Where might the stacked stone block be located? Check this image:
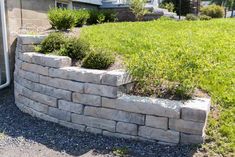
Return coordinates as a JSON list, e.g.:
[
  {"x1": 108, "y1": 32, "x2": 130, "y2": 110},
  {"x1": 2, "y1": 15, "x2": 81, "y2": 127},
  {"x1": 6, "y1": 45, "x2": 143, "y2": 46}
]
[{"x1": 14, "y1": 35, "x2": 210, "y2": 145}]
